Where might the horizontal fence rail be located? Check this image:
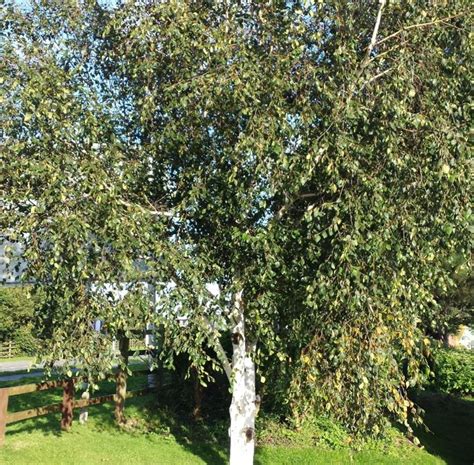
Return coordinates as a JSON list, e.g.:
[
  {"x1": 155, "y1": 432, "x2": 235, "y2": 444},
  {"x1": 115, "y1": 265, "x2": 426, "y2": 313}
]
[
  {"x1": 0, "y1": 341, "x2": 19, "y2": 359},
  {"x1": 0, "y1": 369, "x2": 157, "y2": 445}
]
